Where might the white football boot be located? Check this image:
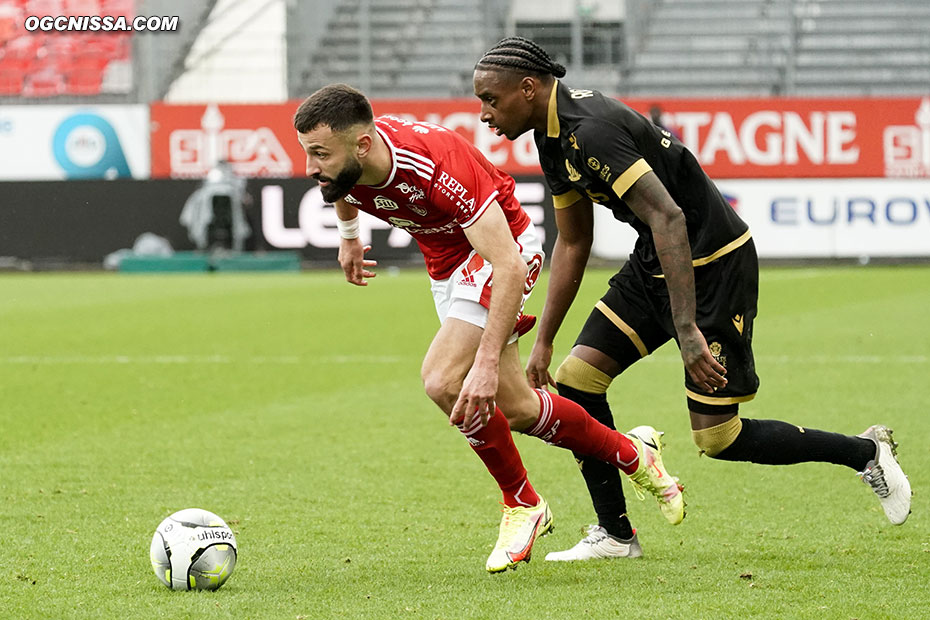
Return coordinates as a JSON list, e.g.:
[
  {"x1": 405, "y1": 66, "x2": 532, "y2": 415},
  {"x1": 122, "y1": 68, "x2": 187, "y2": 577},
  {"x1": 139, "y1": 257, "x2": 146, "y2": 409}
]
[
  {"x1": 857, "y1": 425, "x2": 911, "y2": 525},
  {"x1": 545, "y1": 525, "x2": 643, "y2": 561}
]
